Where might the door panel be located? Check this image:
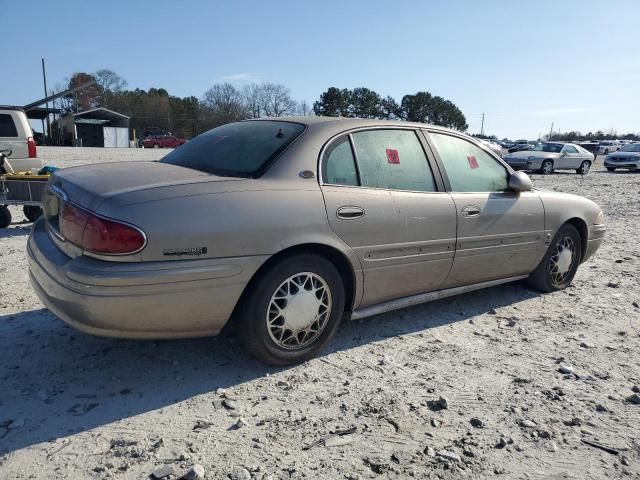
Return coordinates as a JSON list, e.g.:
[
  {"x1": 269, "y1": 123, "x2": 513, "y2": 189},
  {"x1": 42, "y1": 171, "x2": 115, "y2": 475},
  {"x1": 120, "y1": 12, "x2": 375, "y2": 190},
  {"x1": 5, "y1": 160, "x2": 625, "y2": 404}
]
[
  {"x1": 322, "y1": 186, "x2": 456, "y2": 307},
  {"x1": 442, "y1": 191, "x2": 546, "y2": 288}
]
